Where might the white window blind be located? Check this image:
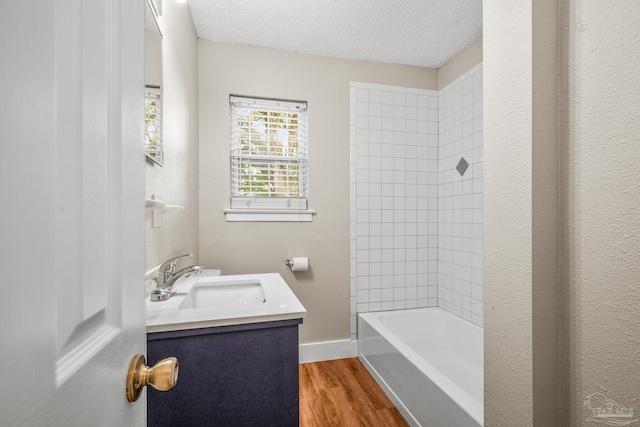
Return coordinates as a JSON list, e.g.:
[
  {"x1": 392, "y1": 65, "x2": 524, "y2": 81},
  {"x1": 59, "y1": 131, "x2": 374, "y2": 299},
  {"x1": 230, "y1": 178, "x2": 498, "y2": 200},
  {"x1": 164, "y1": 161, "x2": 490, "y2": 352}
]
[
  {"x1": 229, "y1": 96, "x2": 308, "y2": 211},
  {"x1": 145, "y1": 86, "x2": 163, "y2": 164}
]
